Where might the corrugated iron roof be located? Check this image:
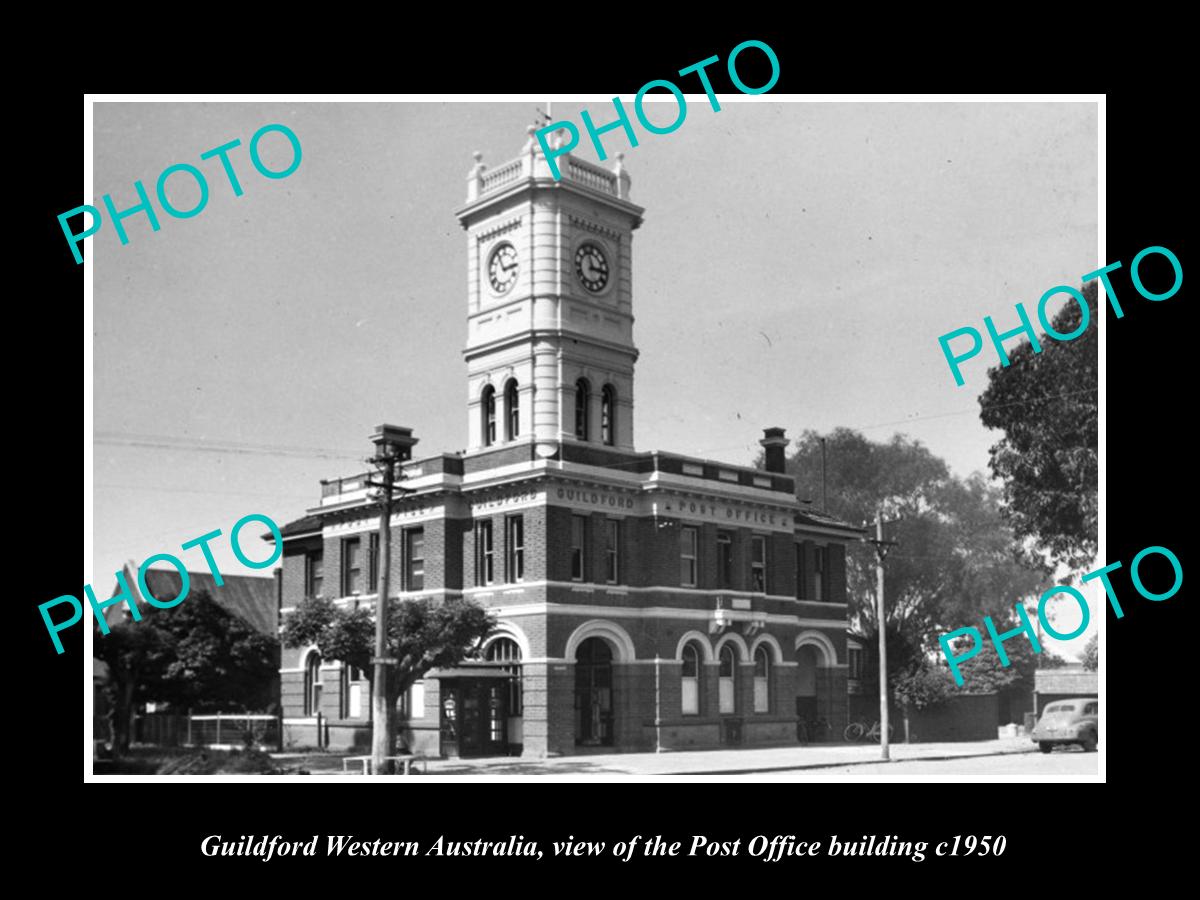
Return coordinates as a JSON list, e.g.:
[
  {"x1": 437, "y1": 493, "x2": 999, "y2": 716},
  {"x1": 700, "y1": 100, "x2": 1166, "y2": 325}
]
[
  {"x1": 104, "y1": 566, "x2": 277, "y2": 638},
  {"x1": 1035, "y1": 668, "x2": 1098, "y2": 694}
]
